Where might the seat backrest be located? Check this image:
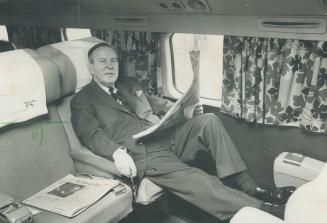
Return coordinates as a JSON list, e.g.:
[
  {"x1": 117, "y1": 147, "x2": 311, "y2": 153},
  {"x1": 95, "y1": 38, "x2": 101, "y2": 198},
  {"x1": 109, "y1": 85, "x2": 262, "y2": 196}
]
[
  {"x1": 0, "y1": 49, "x2": 75, "y2": 200},
  {"x1": 36, "y1": 38, "x2": 120, "y2": 177},
  {"x1": 36, "y1": 37, "x2": 103, "y2": 153}
]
